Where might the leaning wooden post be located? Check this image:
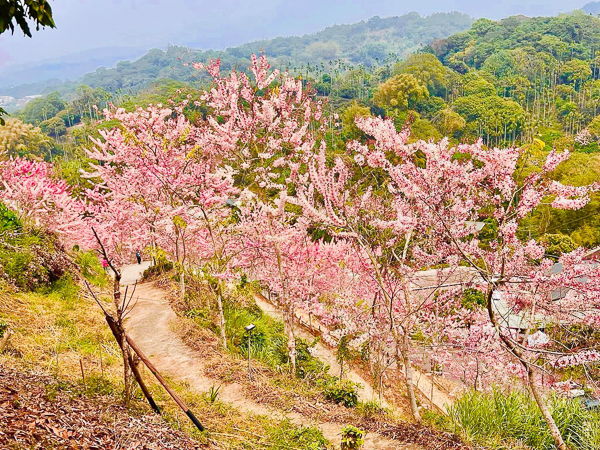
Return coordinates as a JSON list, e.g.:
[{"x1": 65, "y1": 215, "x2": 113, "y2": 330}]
[
  {"x1": 104, "y1": 314, "x2": 161, "y2": 414},
  {"x1": 85, "y1": 280, "x2": 160, "y2": 415},
  {"x1": 125, "y1": 334, "x2": 205, "y2": 432}
]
